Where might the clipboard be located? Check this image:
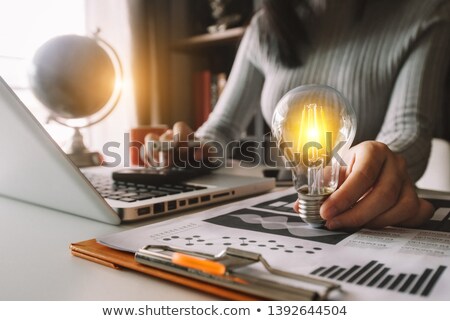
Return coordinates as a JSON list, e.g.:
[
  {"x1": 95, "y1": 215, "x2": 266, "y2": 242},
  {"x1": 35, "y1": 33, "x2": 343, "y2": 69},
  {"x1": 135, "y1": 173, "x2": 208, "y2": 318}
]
[{"x1": 70, "y1": 239, "x2": 340, "y2": 300}]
